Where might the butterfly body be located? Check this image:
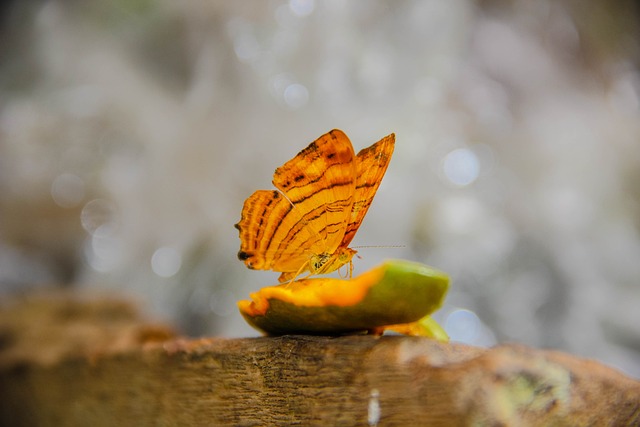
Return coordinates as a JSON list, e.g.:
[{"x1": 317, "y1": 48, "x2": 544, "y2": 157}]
[{"x1": 236, "y1": 129, "x2": 394, "y2": 282}]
